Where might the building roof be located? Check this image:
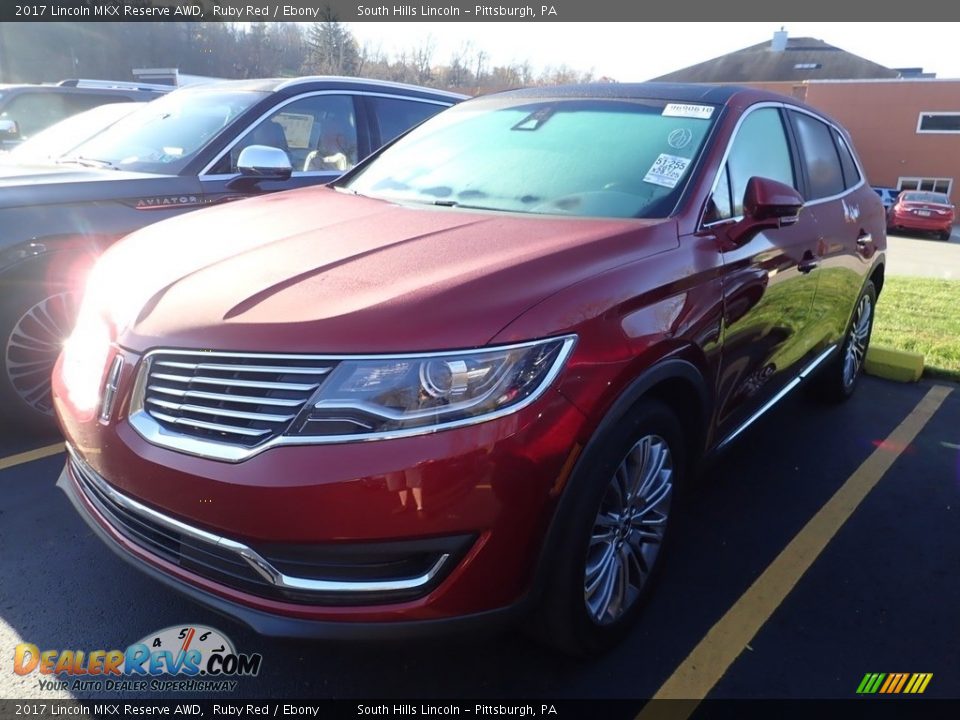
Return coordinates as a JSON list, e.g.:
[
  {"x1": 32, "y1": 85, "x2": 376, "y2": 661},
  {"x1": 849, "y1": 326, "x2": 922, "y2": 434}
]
[
  {"x1": 651, "y1": 36, "x2": 901, "y2": 83},
  {"x1": 496, "y1": 82, "x2": 753, "y2": 104}
]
